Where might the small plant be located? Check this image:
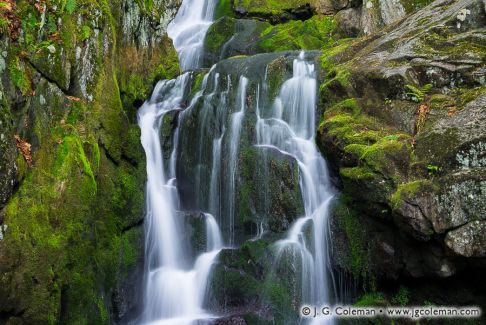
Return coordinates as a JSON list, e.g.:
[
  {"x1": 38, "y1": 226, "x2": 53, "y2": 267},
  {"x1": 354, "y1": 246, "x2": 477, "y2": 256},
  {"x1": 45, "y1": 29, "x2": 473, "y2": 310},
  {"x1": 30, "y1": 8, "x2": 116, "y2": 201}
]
[
  {"x1": 384, "y1": 134, "x2": 400, "y2": 141},
  {"x1": 61, "y1": 0, "x2": 77, "y2": 14},
  {"x1": 427, "y1": 164, "x2": 439, "y2": 174},
  {"x1": 384, "y1": 97, "x2": 392, "y2": 105},
  {"x1": 391, "y1": 286, "x2": 410, "y2": 306},
  {"x1": 406, "y1": 83, "x2": 432, "y2": 103},
  {"x1": 80, "y1": 25, "x2": 91, "y2": 41}
]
